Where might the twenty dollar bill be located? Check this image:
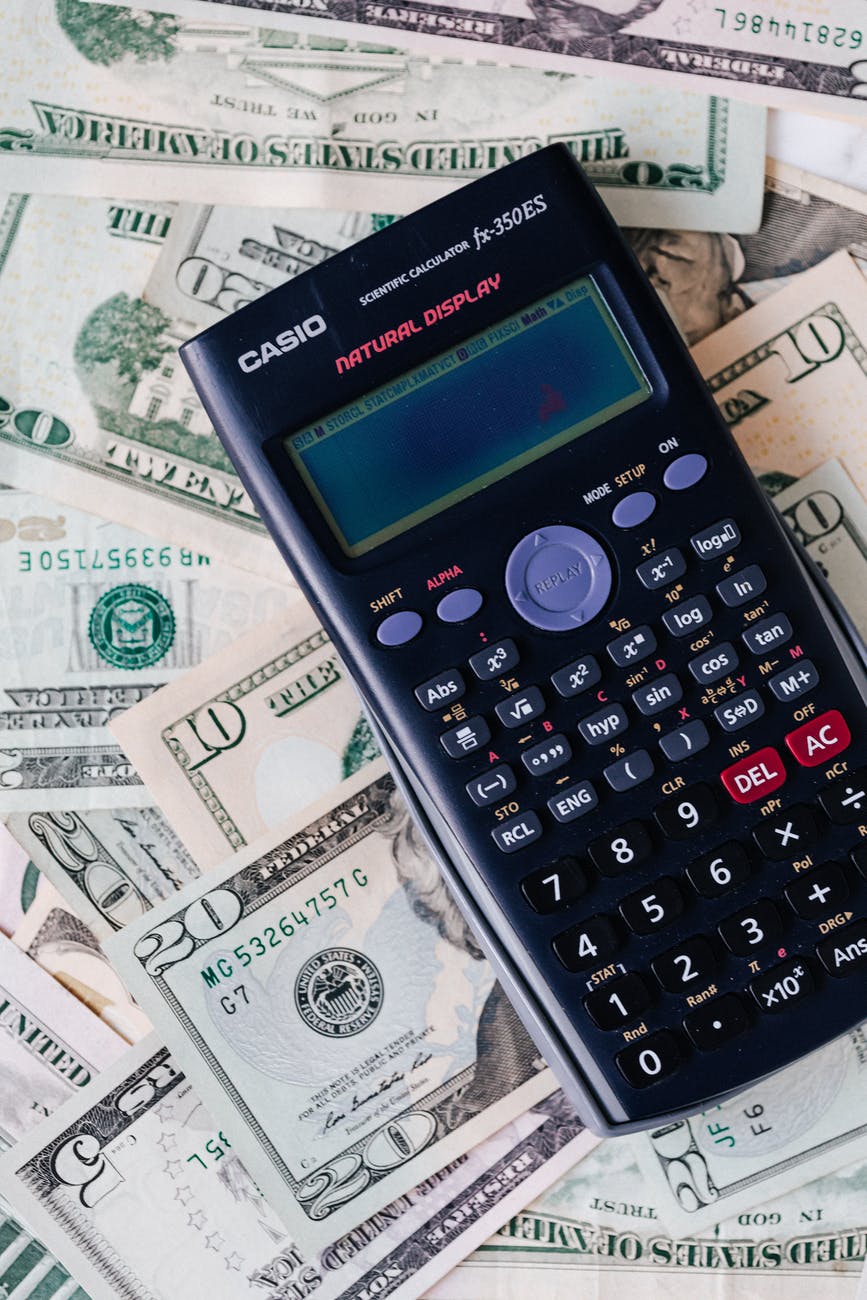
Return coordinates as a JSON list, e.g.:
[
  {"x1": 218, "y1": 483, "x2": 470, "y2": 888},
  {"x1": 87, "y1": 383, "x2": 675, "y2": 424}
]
[
  {"x1": 107, "y1": 764, "x2": 554, "y2": 1250},
  {"x1": 0, "y1": 1034, "x2": 592, "y2": 1300}
]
